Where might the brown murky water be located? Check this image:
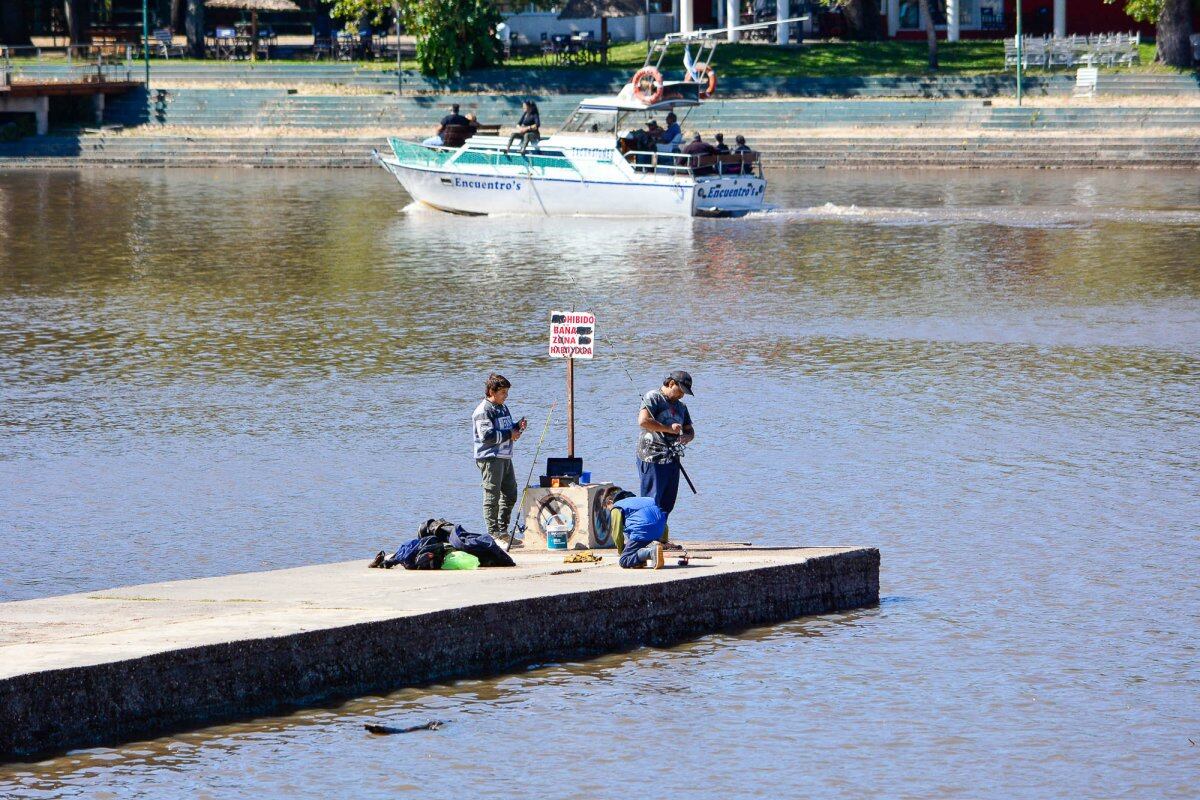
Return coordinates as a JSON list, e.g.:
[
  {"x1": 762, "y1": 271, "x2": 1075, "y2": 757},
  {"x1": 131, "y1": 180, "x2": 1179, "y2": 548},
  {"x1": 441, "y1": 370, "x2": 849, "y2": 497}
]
[{"x1": 1, "y1": 168, "x2": 1198, "y2": 798}]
